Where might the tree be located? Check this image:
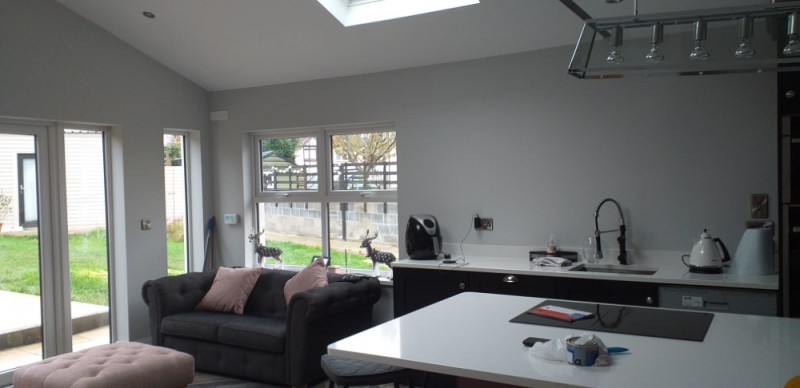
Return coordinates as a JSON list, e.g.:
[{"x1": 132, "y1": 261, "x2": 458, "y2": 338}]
[
  {"x1": 332, "y1": 132, "x2": 396, "y2": 189},
  {"x1": 262, "y1": 138, "x2": 300, "y2": 164},
  {"x1": 163, "y1": 136, "x2": 182, "y2": 166}
]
